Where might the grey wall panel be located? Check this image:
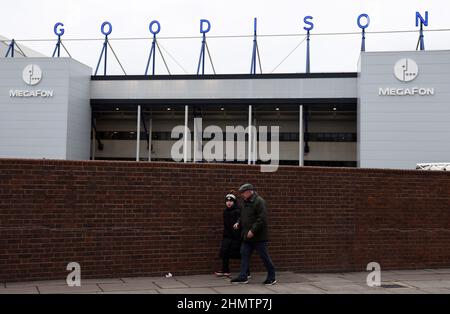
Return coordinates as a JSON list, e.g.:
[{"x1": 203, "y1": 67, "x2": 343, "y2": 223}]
[
  {"x1": 358, "y1": 50, "x2": 450, "y2": 169},
  {"x1": 91, "y1": 77, "x2": 357, "y2": 100},
  {"x1": 67, "y1": 60, "x2": 92, "y2": 160},
  {"x1": 0, "y1": 58, "x2": 91, "y2": 160},
  {"x1": 0, "y1": 58, "x2": 69, "y2": 159}
]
